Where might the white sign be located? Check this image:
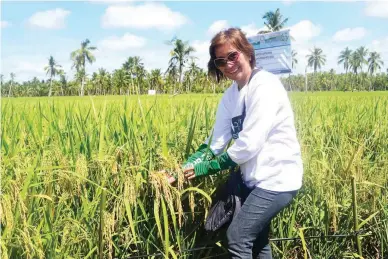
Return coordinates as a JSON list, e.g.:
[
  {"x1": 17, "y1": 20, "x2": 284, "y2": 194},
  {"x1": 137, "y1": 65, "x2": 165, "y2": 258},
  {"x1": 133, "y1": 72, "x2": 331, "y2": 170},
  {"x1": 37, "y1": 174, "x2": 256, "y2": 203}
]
[
  {"x1": 148, "y1": 89, "x2": 156, "y2": 95},
  {"x1": 247, "y1": 30, "x2": 292, "y2": 74}
]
